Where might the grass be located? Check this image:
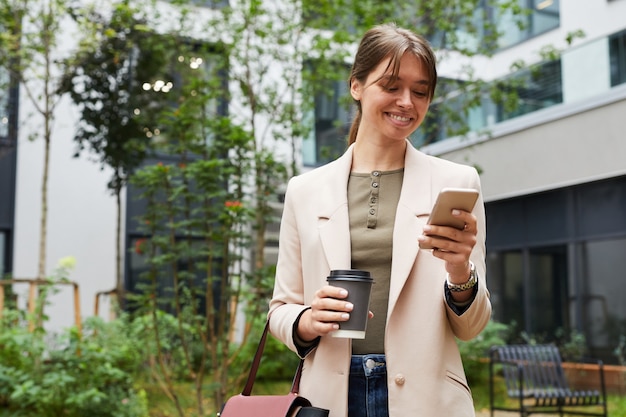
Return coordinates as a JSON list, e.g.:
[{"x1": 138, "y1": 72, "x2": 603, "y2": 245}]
[
  {"x1": 143, "y1": 378, "x2": 292, "y2": 417},
  {"x1": 472, "y1": 374, "x2": 626, "y2": 416},
  {"x1": 142, "y1": 369, "x2": 626, "y2": 416}
]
